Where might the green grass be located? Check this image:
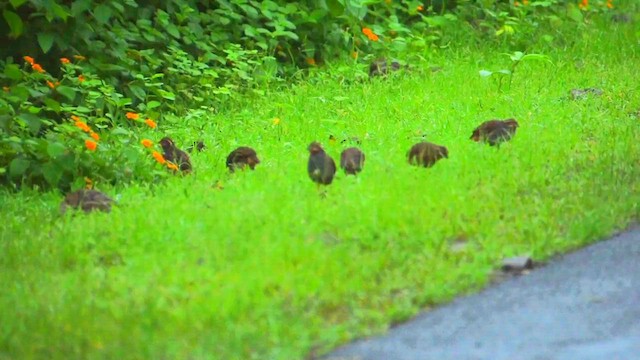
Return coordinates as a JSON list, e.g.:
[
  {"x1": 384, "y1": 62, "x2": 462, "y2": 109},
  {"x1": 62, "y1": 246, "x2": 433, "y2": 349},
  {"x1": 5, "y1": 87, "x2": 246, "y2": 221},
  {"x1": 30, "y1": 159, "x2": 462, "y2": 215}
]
[{"x1": 2, "y1": 19, "x2": 640, "y2": 360}]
